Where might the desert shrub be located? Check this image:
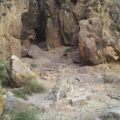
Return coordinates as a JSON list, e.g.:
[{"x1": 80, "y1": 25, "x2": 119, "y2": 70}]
[
  {"x1": 12, "y1": 79, "x2": 46, "y2": 99},
  {"x1": 24, "y1": 79, "x2": 46, "y2": 94},
  {"x1": 0, "y1": 63, "x2": 6, "y2": 79},
  {"x1": 12, "y1": 111, "x2": 38, "y2": 120},
  {"x1": 30, "y1": 63, "x2": 37, "y2": 68},
  {"x1": 64, "y1": 48, "x2": 72, "y2": 53},
  {"x1": 0, "y1": 63, "x2": 8, "y2": 86},
  {"x1": 12, "y1": 88, "x2": 28, "y2": 99},
  {"x1": 107, "y1": 0, "x2": 118, "y2": 6},
  {"x1": 1, "y1": 110, "x2": 39, "y2": 120}
]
